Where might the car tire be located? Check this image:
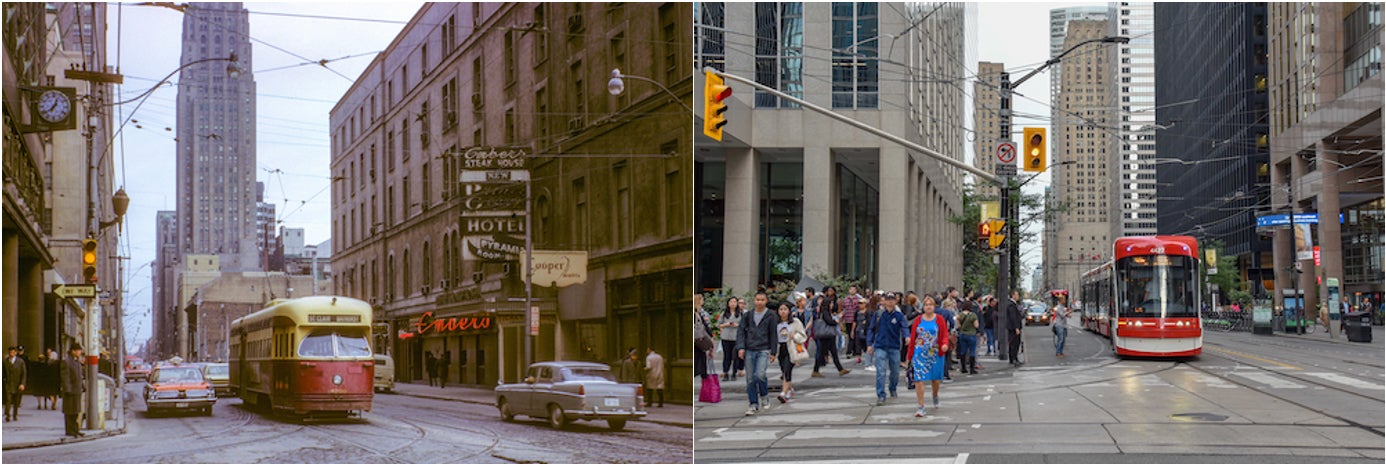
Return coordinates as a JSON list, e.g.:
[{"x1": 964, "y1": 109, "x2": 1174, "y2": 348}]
[
  {"x1": 498, "y1": 399, "x2": 515, "y2": 422},
  {"x1": 607, "y1": 419, "x2": 627, "y2": 431},
  {"x1": 547, "y1": 404, "x2": 567, "y2": 430},
  {"x1": 204, "y1": 406, "x2": 213, "y2": 416}
]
